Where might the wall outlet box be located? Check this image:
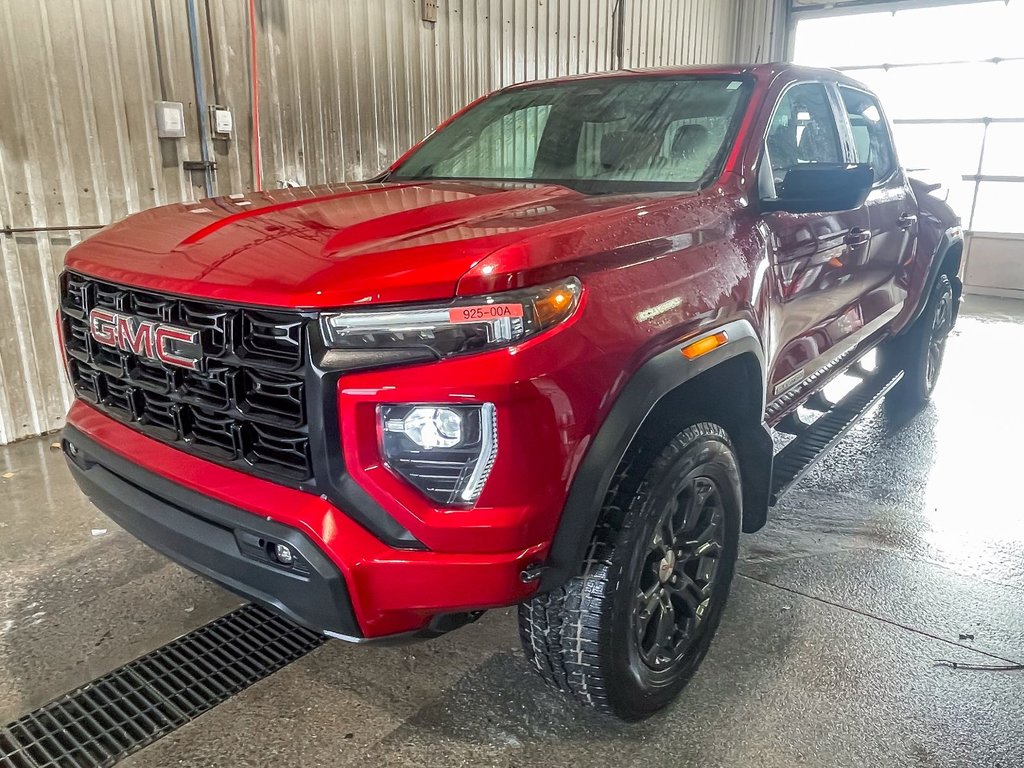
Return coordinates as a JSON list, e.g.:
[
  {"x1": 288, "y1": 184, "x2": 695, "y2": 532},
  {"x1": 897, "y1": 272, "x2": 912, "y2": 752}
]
[
  {"x1": 422, "y1": 0, "x2": 438, "y2": 23},
  {"x1": 211, "y1": 105, "x2": 233, "y2": 137},
  {"x1": 154, "y1": 101, "x2": 185, "y2": 138}
]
